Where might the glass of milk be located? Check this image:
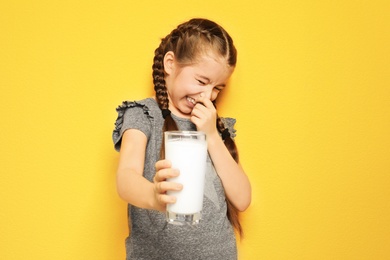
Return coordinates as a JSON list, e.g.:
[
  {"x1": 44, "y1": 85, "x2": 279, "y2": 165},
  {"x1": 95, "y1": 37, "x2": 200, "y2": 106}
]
[{"x1": 164, "y1": 131, "x2": 207, "y2": 225}]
